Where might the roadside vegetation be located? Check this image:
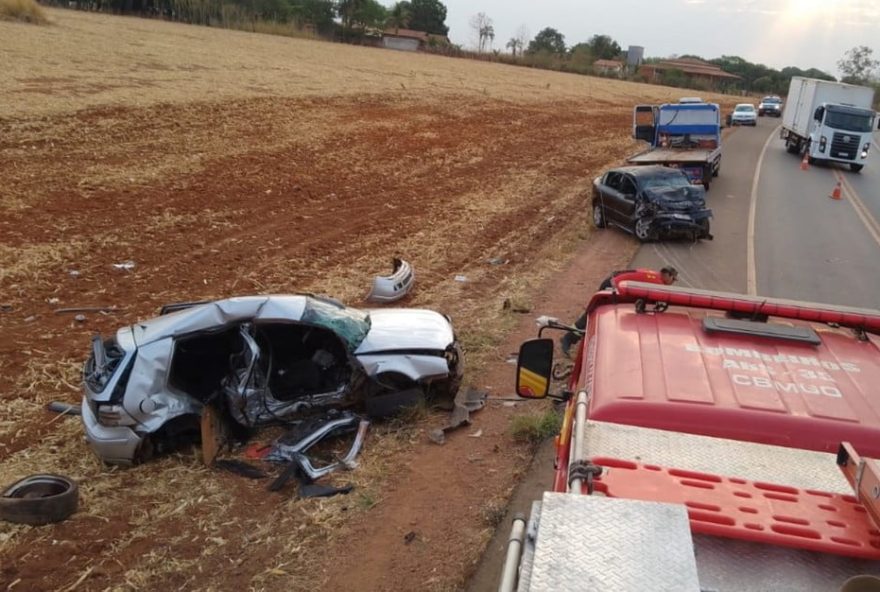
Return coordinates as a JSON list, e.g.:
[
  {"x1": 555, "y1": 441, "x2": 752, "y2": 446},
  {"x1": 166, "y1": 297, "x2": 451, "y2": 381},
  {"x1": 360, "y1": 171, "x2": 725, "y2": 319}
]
[
  {"x1": 0, "y1": 0, "x2": 48, "y2": 23},
  {"x1": 510, "y1": 407, "x2": 562, "y2": 447}
]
